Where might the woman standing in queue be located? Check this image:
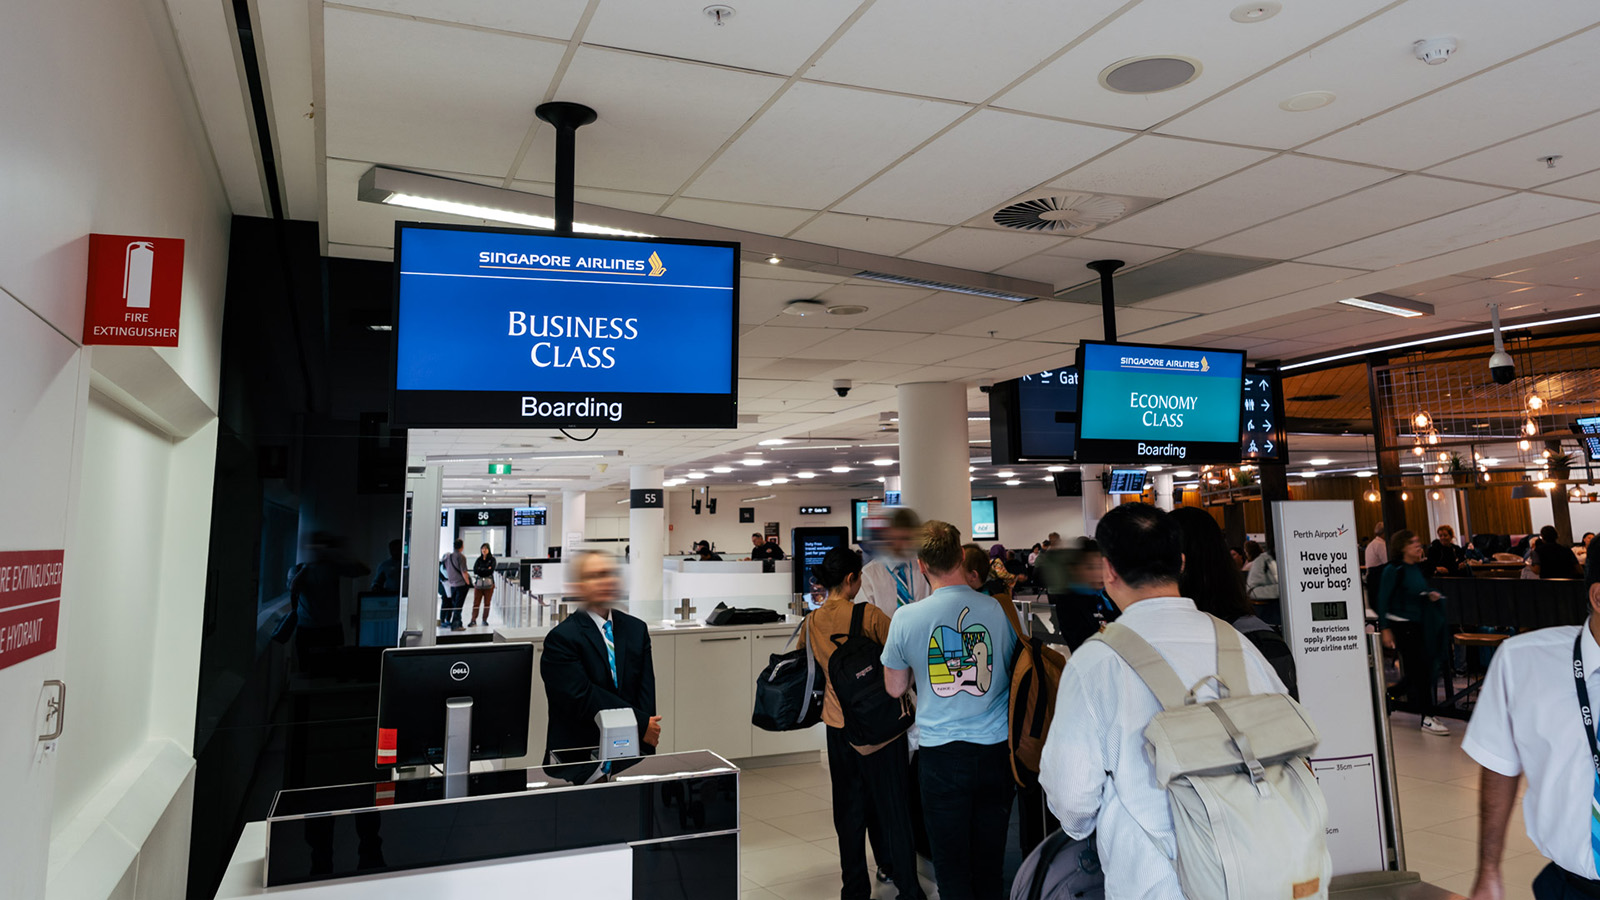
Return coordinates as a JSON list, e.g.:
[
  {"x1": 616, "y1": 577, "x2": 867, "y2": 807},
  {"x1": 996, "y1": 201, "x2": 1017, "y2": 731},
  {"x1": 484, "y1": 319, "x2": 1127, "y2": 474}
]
[
  {"x1": 469, "y1": 542, "x2": 496, "y2": 627},
  {"x1": 1378, "y1": 529, "x2": 1451, "y2": 736},
  {"x1": 806, "y1": 548, "x2": 925, "y2": 900}
]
